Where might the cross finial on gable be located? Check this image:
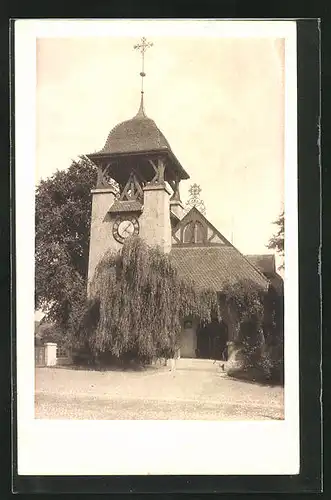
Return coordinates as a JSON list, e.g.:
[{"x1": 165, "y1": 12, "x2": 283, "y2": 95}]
[
  {"x1": 185, "y1": 183, "x2": 206, "y2": 215},
  {"x1": 189, "y1": 184, "x2": 202, "y2": 197}
]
